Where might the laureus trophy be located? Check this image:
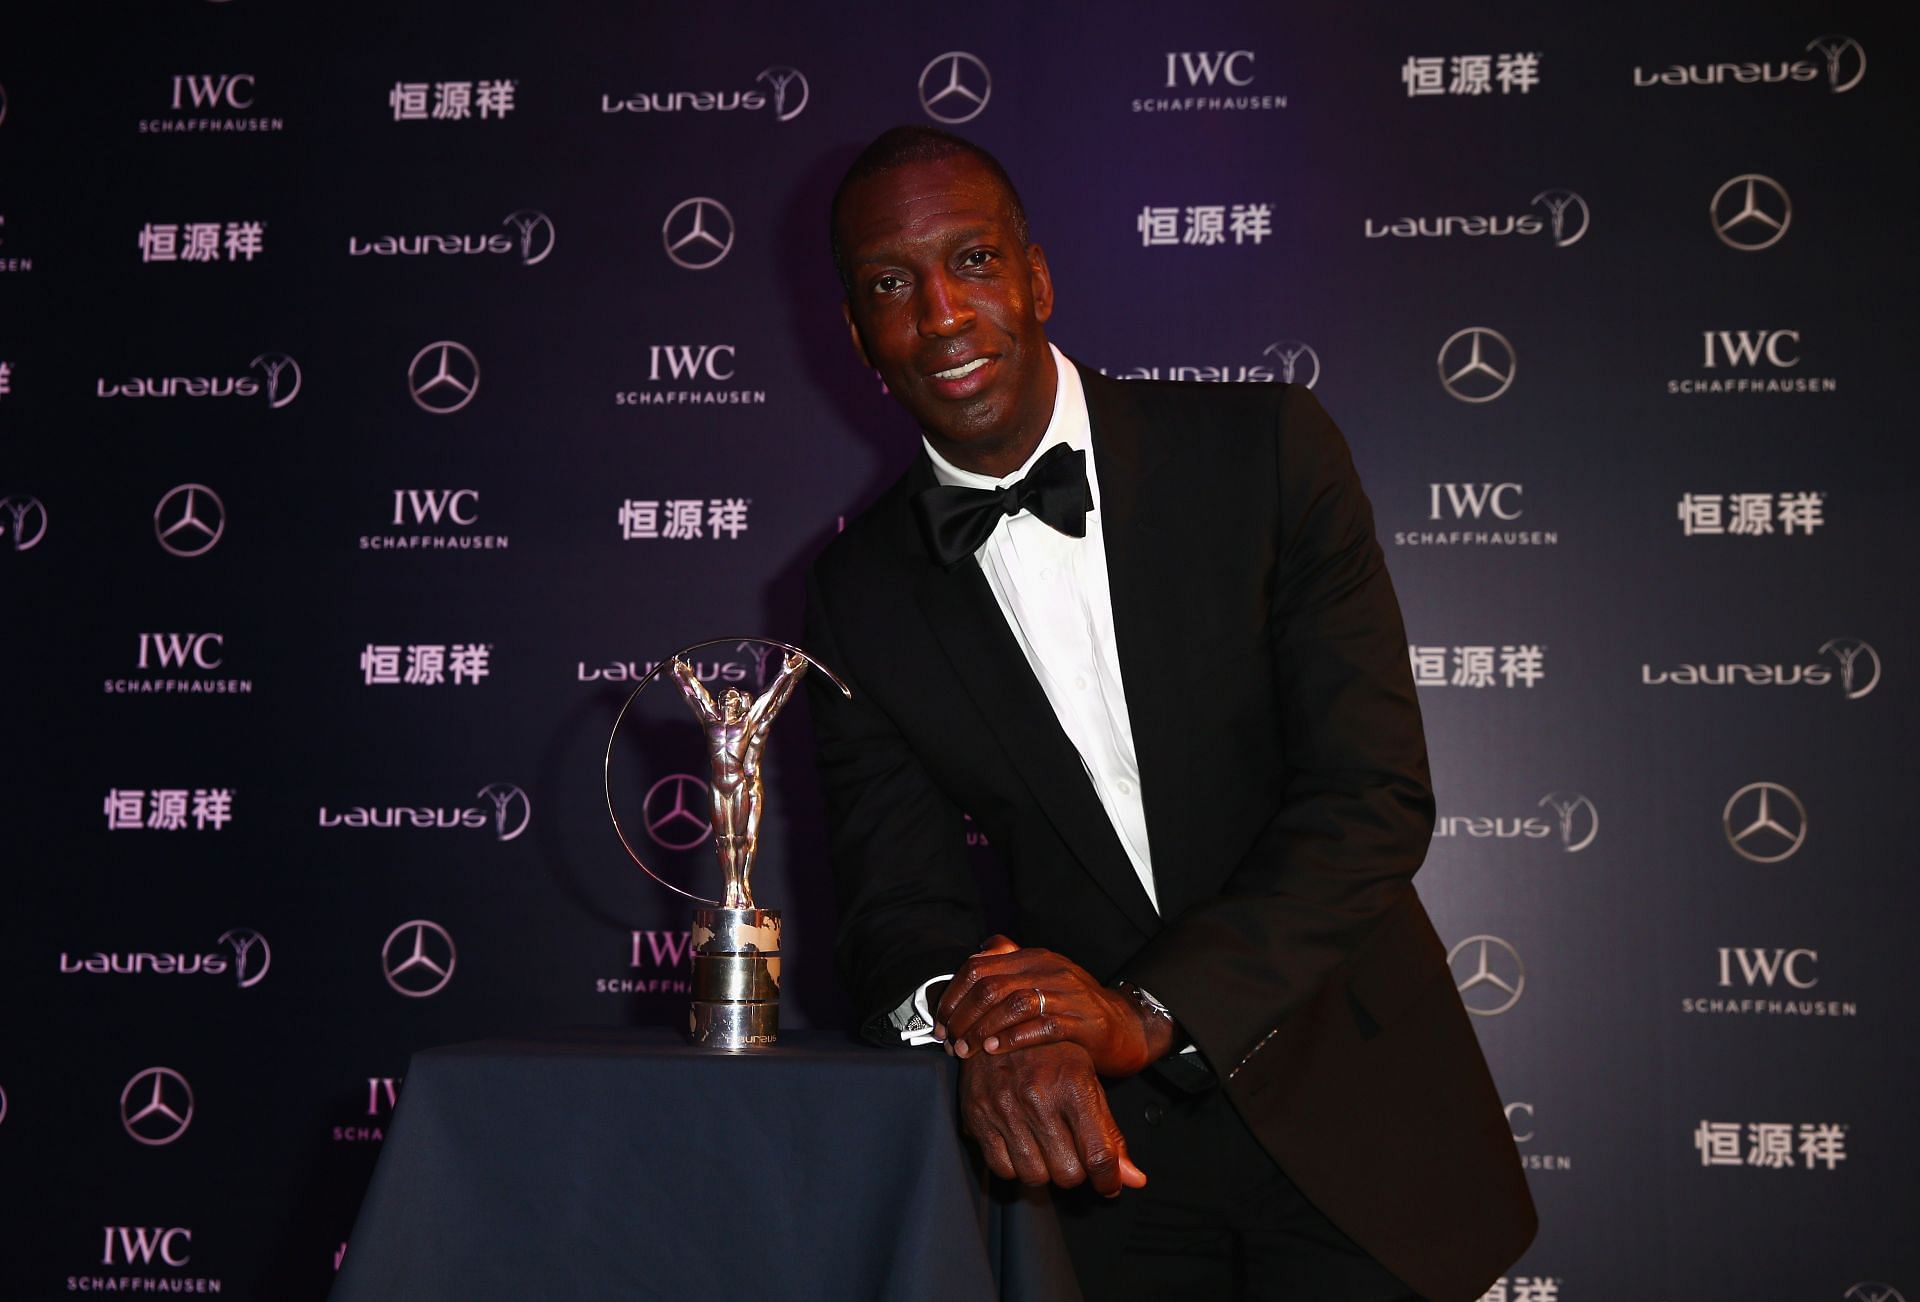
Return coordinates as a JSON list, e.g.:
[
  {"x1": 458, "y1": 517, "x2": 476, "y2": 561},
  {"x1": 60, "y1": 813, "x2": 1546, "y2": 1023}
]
[{"x1": 604, "y1": 637, "x2": 849, "y2": 1050}]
